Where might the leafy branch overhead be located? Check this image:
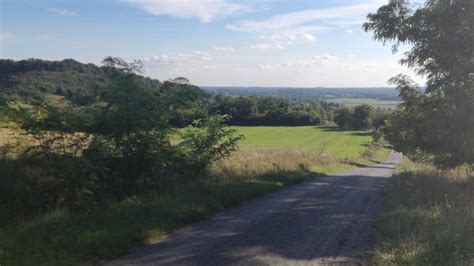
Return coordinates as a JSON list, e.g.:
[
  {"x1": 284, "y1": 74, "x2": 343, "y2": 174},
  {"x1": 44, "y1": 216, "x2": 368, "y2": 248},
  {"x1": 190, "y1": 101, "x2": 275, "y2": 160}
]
[{"x1": 364, "y1": 0, "x2": 474, "y2": 168}]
